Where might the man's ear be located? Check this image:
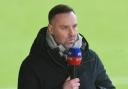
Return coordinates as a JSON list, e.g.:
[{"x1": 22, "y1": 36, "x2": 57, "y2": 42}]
[{"x1": 48, "y1": 24, "x2": 53, "y2": 34}]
